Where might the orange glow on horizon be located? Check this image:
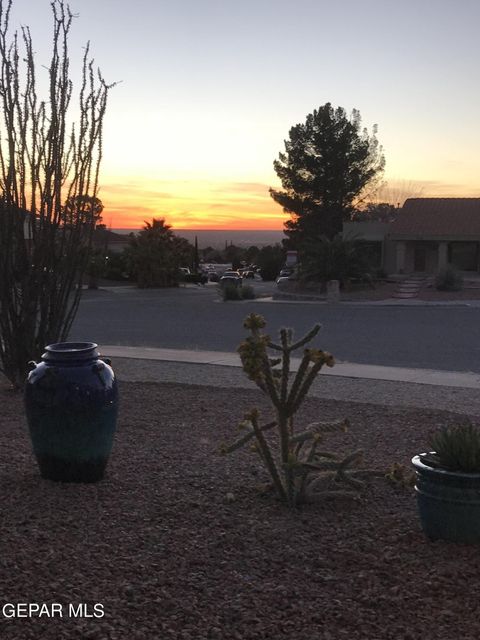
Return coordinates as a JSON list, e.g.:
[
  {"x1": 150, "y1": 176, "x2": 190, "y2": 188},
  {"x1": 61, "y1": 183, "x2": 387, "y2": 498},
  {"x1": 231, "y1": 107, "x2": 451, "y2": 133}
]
[
  {"x1": 99, "y1": 178, "x2": 286, "y2": 230},
  {"x1": 104, "y1": 207, "x2": 285, "y2": 231},
  {"x1": 98, "y1": 176, "x2": 480, "y2": 230}
]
